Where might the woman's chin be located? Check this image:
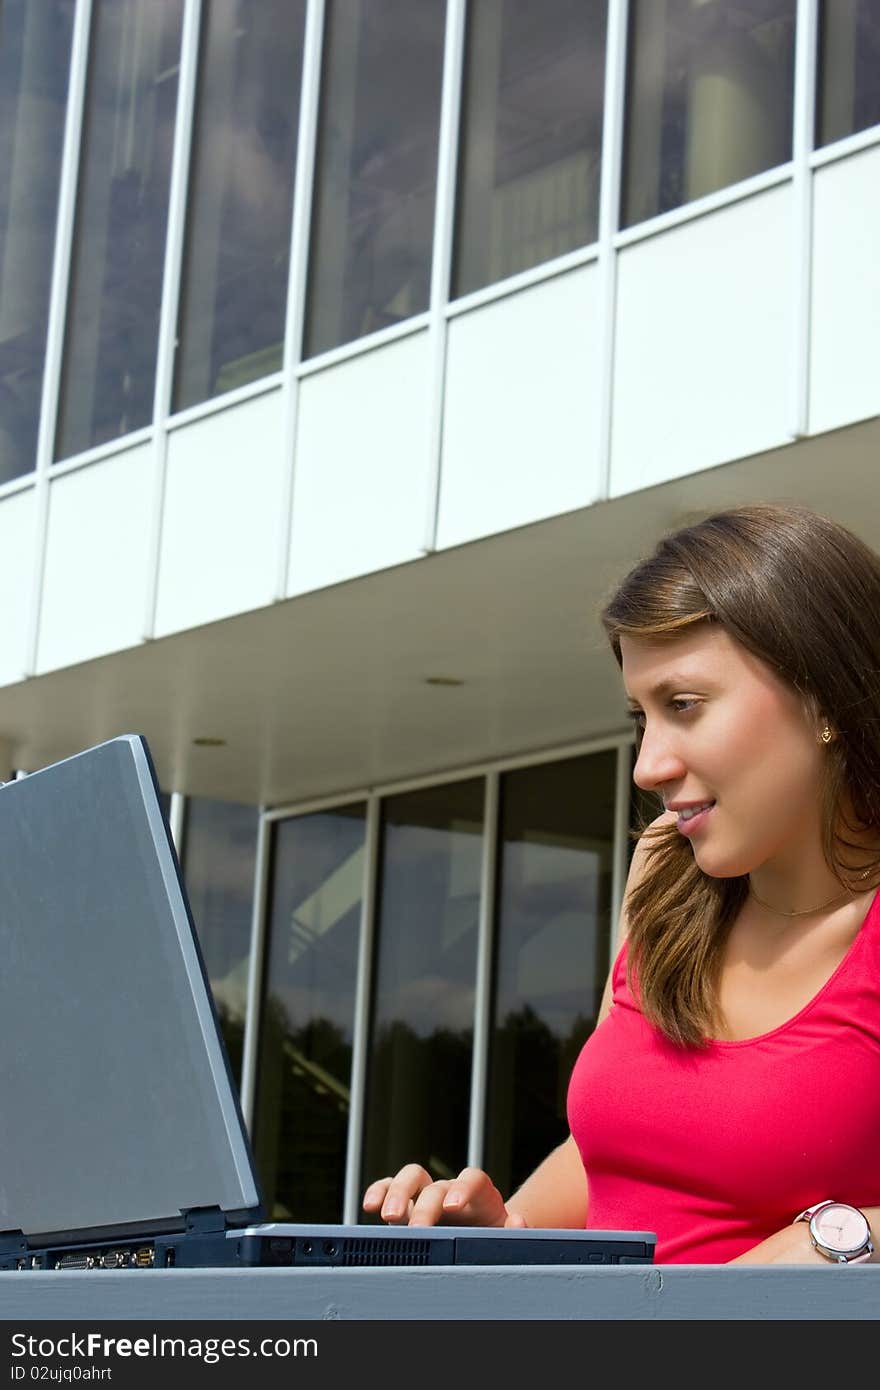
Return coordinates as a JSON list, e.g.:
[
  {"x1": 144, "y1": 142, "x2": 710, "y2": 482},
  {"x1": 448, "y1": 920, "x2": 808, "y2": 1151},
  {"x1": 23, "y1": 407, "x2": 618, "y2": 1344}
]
[{"x1": 691, "y1": 844, "x2": 753, "y2": 880}]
